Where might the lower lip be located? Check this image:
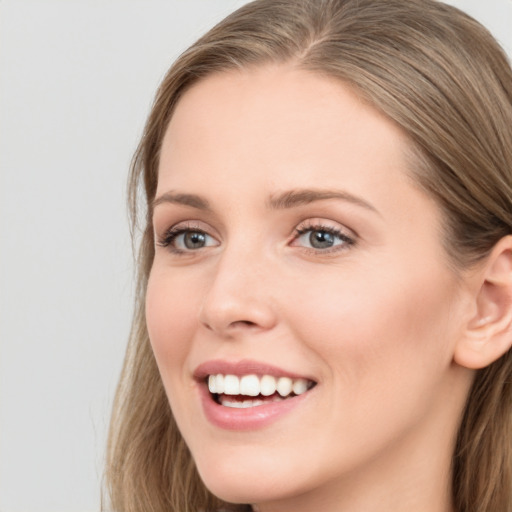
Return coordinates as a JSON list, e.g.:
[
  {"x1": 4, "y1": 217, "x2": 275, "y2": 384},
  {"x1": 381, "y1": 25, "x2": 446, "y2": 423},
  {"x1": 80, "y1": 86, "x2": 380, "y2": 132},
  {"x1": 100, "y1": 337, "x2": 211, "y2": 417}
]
[{"x1": 198, "y1": 383, "x2": 312, "y2": 431}]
